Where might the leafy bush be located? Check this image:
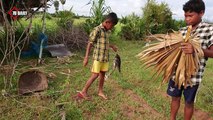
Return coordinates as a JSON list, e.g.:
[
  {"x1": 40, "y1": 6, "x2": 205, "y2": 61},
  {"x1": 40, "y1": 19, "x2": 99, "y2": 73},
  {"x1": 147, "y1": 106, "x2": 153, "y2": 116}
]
[
  {"x1": 142, "y1": 0, "x2": 174, "y2": 34},
  {"x1": 83, "y1": 0, "x2": 111, "y2": 34},
  {"x1": 120, "y1": 14, "x2": 146, "y2": 40},
  {"x1": 56, "y1": 10, "x2": 75, "y2": 29},
  {"x1": 46, "y1": 13, "x2": 53, "y2": 20},
  {"x1": 171, "y1": 19, "x2": 187, "y2": 31}
]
